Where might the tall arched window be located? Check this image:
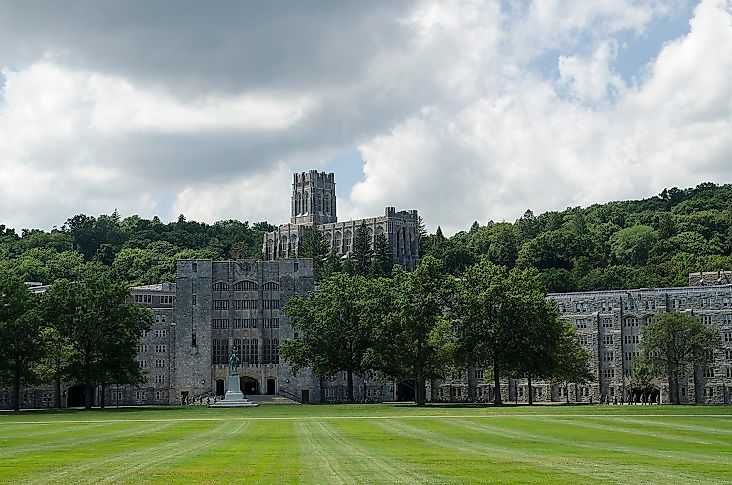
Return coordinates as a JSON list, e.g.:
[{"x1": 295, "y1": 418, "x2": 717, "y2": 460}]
[
  {"x1": 303, "y1": 192, "x2": 309, "y2": 213},
  {"x1": 316, "y1": 194, "x2": 322, "y2": 213},
  {"x1": 296, "y1": 193, "x2": 302, "y2": 215},
  {"x1": 279, "y1": 235, "x2": 288, "y2": 256},
  {"x1": 344, "y1": 229, "x2": 352, "y2": 253},
  {"x1": 324, "y1": 195, "x2": 330, "y2": 215},
  {"x1": 334, "y1": 231, "x2": 342, "y2": 251}
]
